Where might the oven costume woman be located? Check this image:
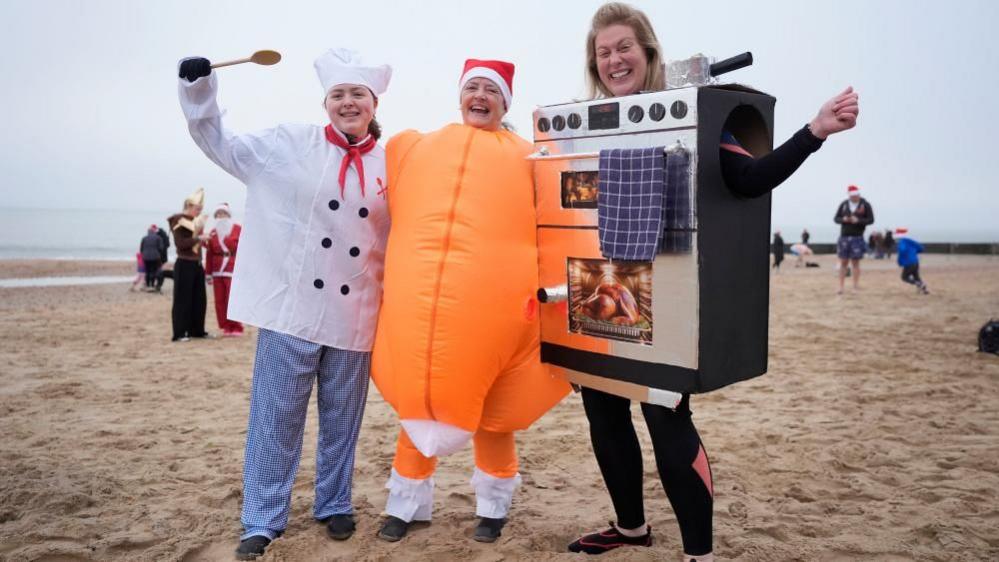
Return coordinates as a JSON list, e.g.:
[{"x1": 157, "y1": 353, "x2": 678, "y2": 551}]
[
  {"x1": 370, "y1": 59, "x2": 569, "y2": 543},
  {"x1": 566, "y1": 4, "x2": 860, "y2": 561},
  {"x1": 178, "y1": 48, "x2": 391, "y2": 560}
]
